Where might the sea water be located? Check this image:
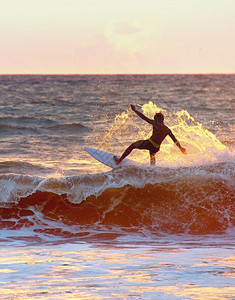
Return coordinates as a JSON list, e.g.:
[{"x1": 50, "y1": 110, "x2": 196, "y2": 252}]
[{"x1": 0, "y1": 75, "x2": 234, "y2": 299}]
